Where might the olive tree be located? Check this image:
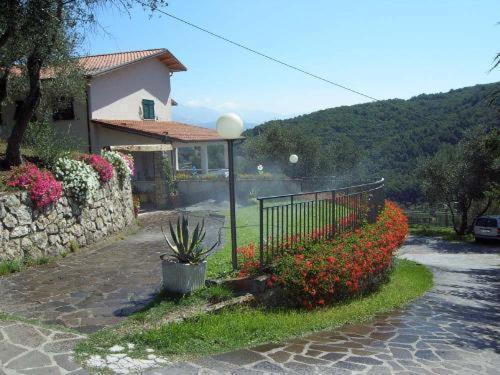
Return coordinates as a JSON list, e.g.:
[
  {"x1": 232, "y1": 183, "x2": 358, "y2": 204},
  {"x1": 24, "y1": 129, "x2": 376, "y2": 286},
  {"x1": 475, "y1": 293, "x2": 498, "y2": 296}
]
[
  {"x1": 417, "y1": 128, "x2": 499, "y2": 235},
  {"x1": 0, "y1": 0, "x2": 167, "y2": 167}
]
